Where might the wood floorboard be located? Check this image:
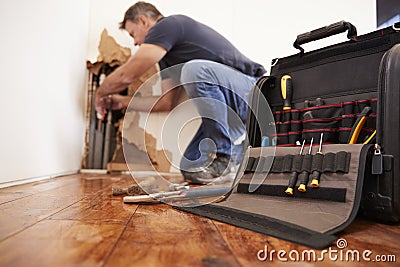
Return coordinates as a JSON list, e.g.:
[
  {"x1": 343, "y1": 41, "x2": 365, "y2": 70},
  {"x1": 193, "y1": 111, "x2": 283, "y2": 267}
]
[
  {"x1": 0, "y1": 173, "x2": 128, "y2": 241},
  {"x1": 105, "y1": 204, "x2": 241, "y2": 267},
  {"x1": 0, "y1": 186, "x2": 85, "y2": 241},
  {"x1": 212, "y1": 220, "x2": 310, "y2": 267},
  {"x1": 0, "y1": 191, "x2": 32, "y2": 205},
  {"x1": 49, "y1": 183, "x2": 137, "y2": 223},
  {"x1": 0, "y1": 173, "x2": 398, "y2": 267},
  {"x1": 213, "y1": 219, "x2": 400, "y2": 267},
  {"x1": 0, "y1": 174, "x2": 82, "y2": 205},
  {"x1": 0, "y1": 219, "x2": 127, "y2": 267}
]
